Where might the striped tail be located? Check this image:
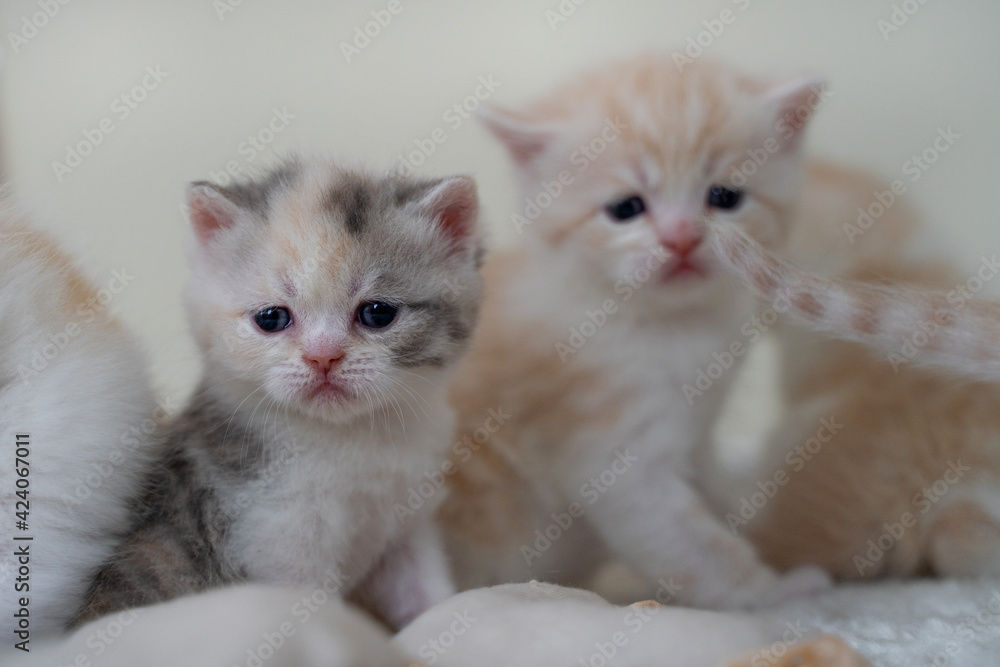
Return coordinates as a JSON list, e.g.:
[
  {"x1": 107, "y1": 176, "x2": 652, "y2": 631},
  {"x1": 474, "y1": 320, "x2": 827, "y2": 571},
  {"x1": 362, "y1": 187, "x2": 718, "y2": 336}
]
[{"x1": 707, "y1": 220, "x2": 1000, "y2": 382}]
